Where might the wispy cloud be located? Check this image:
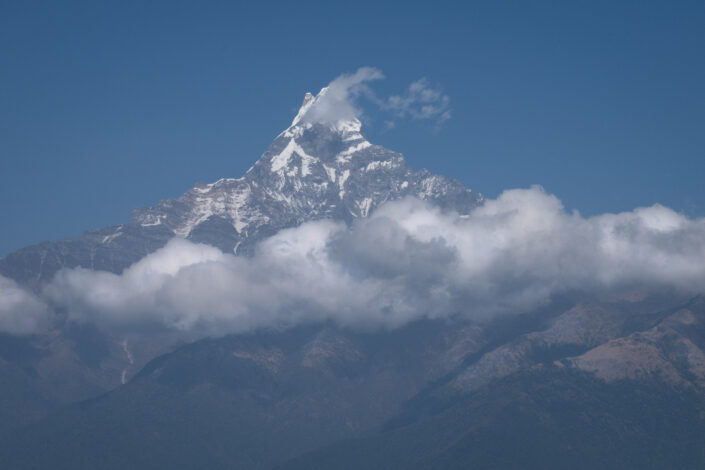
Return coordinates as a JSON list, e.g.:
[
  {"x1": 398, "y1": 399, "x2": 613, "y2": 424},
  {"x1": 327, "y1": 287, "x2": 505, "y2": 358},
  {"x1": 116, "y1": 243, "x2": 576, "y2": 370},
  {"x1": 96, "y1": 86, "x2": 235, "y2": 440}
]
[
  {"x1": 301, "y1": 67, "x2": 385, "y2": 124},
  {"x1": 382, "y1": 78, "x2": 451, "y2": 127},
  {"x1": 301, "y1": 68, "x2": 452, "y2": 129}
]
